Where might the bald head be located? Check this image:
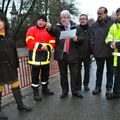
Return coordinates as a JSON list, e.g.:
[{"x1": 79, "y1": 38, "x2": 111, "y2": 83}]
[{"x1": 97, "y1": 7, "x2": 108, "y2": 22}]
